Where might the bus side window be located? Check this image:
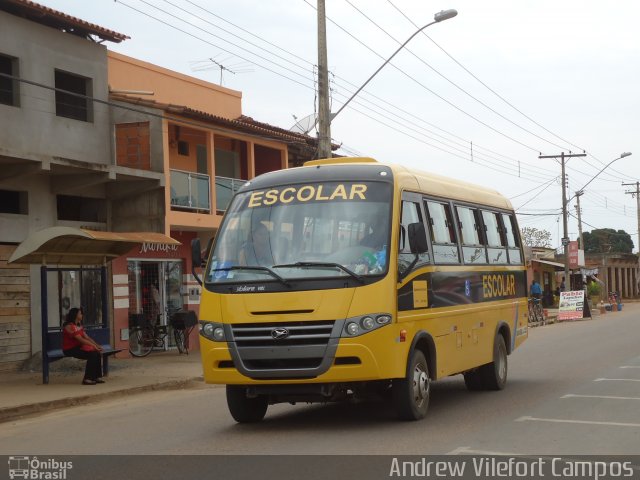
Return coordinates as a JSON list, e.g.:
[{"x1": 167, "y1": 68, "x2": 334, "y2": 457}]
[
  {"x1": 501, "y1": 213, "x2": 523, "y2": 264},
  {"x1": 455, "y1": 205, "x2": 488, "y2": 264},
  {"x1": 425, "y1": 200, "x2": 460, "y2": 264},
  {"x1": 482, "y1": 210, "x2": 508, "y2": 264},
  {"x1": 399, "y1": 200, "x2": 430, "y2": 275}
]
